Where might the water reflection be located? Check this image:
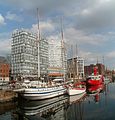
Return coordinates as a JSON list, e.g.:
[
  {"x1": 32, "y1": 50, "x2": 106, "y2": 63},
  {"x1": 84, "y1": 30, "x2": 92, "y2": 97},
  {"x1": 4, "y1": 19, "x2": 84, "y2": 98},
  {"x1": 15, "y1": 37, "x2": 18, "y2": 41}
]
[
  {"x1": 17, "y1": 93, "x2": 87, "y2": 120},
  {"x1": 0, "y1": 101, "x2": 17, "y2": 120},
  {"x1": 1, "y1": 82, "x2": 115, "y2": 120},
  {"x1": 17, "y1": 95, "x2": 69, "y2": 120},
  {"x1": 87, "y1": 84, "x2": 105, "y2": 103},
  {"x1": 0, "y1": 101, "x2": 16, "y2": 115},
  {"x1": 69, "y1": 92, "x2": 86, "y2": 104},
  {"x1": 67, "y1": 93, "x2": 86, "y2": 120}
]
